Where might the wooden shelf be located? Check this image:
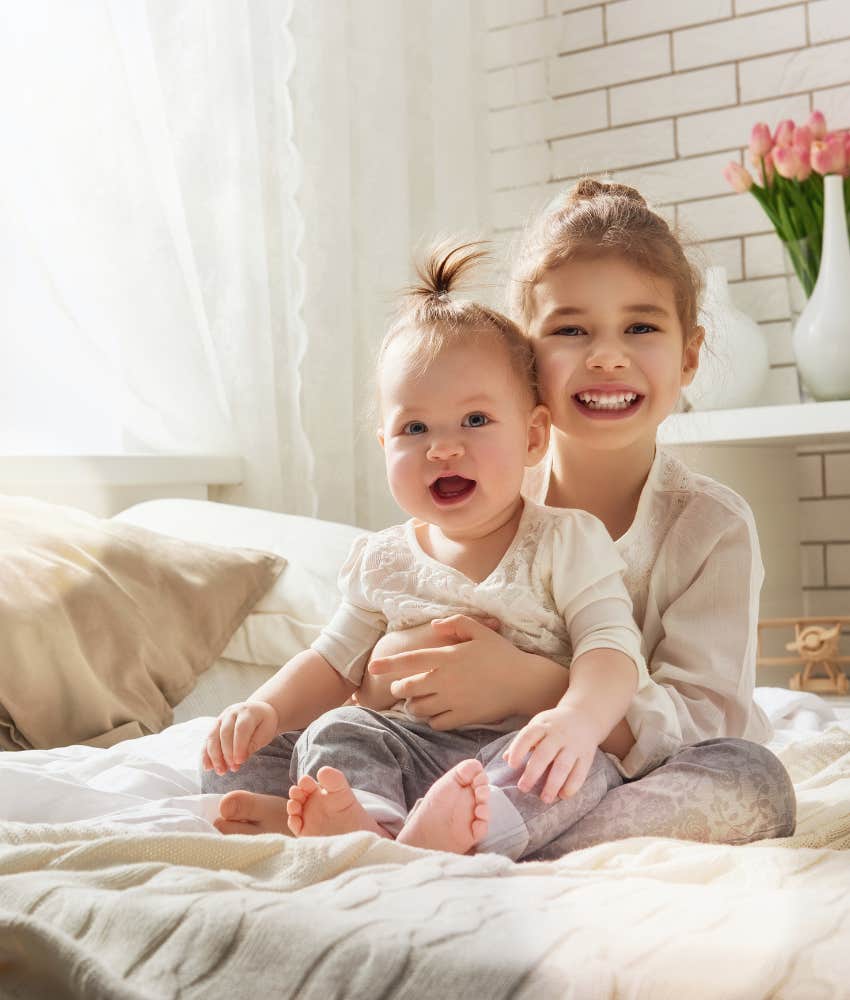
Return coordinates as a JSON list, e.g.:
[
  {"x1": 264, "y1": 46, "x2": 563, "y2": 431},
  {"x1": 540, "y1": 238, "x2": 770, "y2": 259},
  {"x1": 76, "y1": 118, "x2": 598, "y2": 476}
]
[{"x1": 659, "y1": 400, "x2": 850, "y2": 448}]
